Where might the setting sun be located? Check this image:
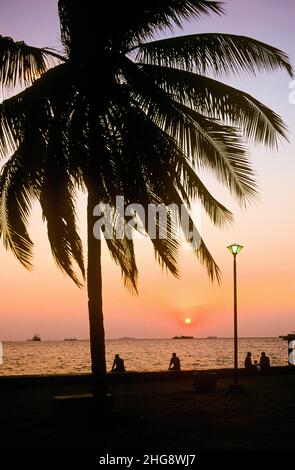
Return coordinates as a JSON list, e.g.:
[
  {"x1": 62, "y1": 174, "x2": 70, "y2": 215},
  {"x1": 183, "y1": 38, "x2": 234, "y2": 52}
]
[{"x1": 184, "y1": 318, "x2": 192, "y2": 325}]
